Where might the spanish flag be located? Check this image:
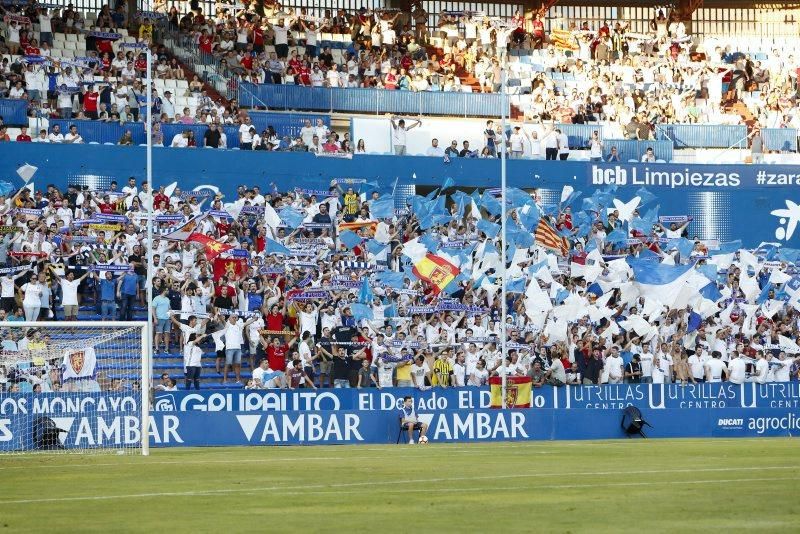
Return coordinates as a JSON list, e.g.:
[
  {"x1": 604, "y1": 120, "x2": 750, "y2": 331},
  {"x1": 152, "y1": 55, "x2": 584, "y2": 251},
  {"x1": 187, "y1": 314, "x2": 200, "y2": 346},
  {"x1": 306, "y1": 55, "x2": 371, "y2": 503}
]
[
  {"x1": 411, "y1": 253, "x2": 460, "y2": 294},
  {"x1": 188, "y1": 233, "x2": 233, "y2": 260},
  {"x1": 489, "y1": 376, "x2": 532, "y2": 408}
]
